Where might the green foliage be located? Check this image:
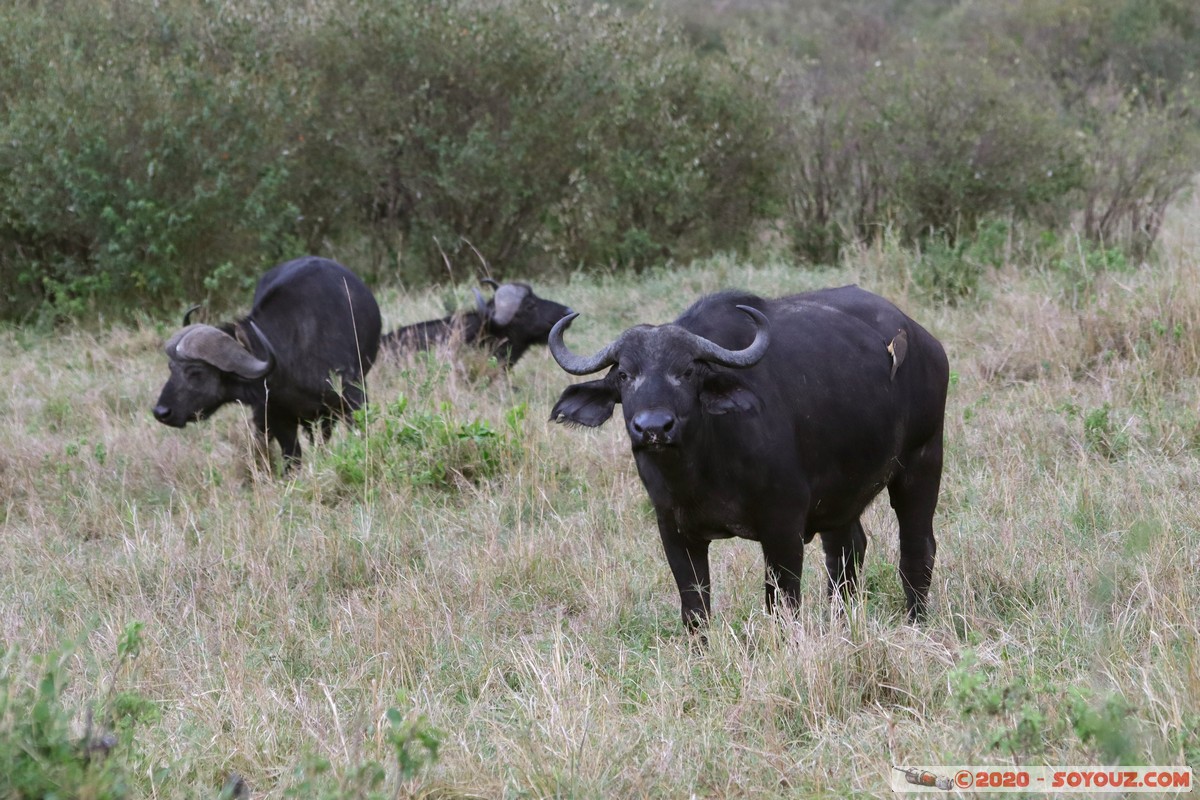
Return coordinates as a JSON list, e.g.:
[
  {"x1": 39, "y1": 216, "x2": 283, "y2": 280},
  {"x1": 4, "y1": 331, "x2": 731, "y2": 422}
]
[
  {"x1": 0, "y1": 1, "x2": 308, "y2": 323},
  {"x1": 2, "y1": 0, "x2": 1198, "y2": 321},
  {"x1": 1046, "y1": 231, "x2": 1131, "y2": 295},
  {"x1": 0, "y1": 623, "x2": 160, "y2": 799},
  {"x1": 311, "y1": 0, "x2": 780, "y2": 278},
  {"x1": 911, "y1": 235, "x2": 982, "y2": 304},
  {"x1": 947, "y1": 0, "x2": 1200, "y2": 258},
  {"x1": 764, "y1": 0, "x2": 1200, "y2": 266},
  {"x1": 782, "y1": 39, "x2": 1082, "y2": 263},
  {"x1": 385, "y1": 702, "x2": 443, "y2": 782},
  {"x1": 0, "y1": 0, "x2": 780, "y2": 322},
  {"x1": 1084, "y1": 403, "x2": 1131, "y2": 460},
  {"x1": 868, "y1": 45, "x2": 1082, "y2": 240},
  {"x1": 949, "y1": 652, "x2": 1141, "y2": 763},
  {"x1": 281, "y1": 696, "x2": 441, "y2": 799},
  {"x1": 324, "y1": 391, "x2": 525, "y2": 491}
]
